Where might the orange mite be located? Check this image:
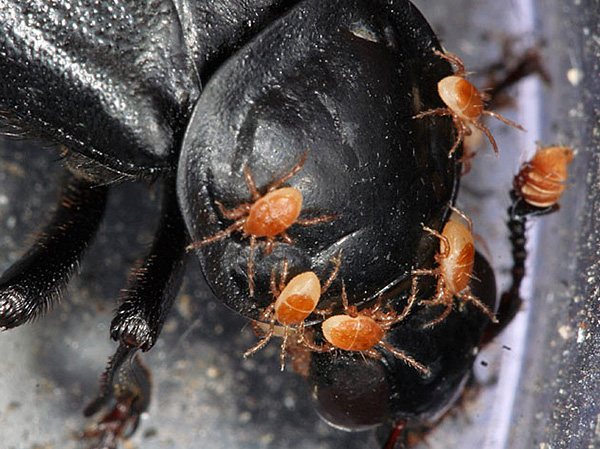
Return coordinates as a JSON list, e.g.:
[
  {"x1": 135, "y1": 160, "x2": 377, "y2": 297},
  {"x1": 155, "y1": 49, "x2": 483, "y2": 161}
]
[
  {"x1": 411, "y1": 208, "x2": 497, "y2": 327},
  {"x1": 304, "y1": 285, "x2": 430, "y2": 375},
  {"x1": 414, "y1": 49, "x2": 525, "y2": 156},
  {"x1": 514, "y1": 146, "x2": 574, "y2": 208},
  {"x1": 244, "y1": 252, "x2": 342, "y2": 370},
  {"x1": 186, "y1": 153, "x2": 338, "y2": 296}
]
